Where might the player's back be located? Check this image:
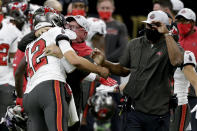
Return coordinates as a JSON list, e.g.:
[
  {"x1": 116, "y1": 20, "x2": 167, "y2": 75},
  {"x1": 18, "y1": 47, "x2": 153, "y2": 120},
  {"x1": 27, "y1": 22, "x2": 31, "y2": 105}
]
[
  {"x1": 25, "y1": 27, "x2": 68, "y2": 93},
  {"x1": 0, "y1": 21, "x2": 21, "y2": 85}
]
